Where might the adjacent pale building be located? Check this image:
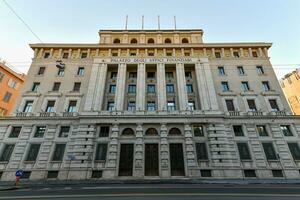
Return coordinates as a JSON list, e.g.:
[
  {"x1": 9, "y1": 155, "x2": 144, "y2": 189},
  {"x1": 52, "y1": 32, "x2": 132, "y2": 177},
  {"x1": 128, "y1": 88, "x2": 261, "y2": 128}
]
[
  {"x1": 280, "y1": 69, "x2": 300, "y2": 115},
  {"x1": 0, "y1": 28, "x2": 300, "y2": 181}
]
